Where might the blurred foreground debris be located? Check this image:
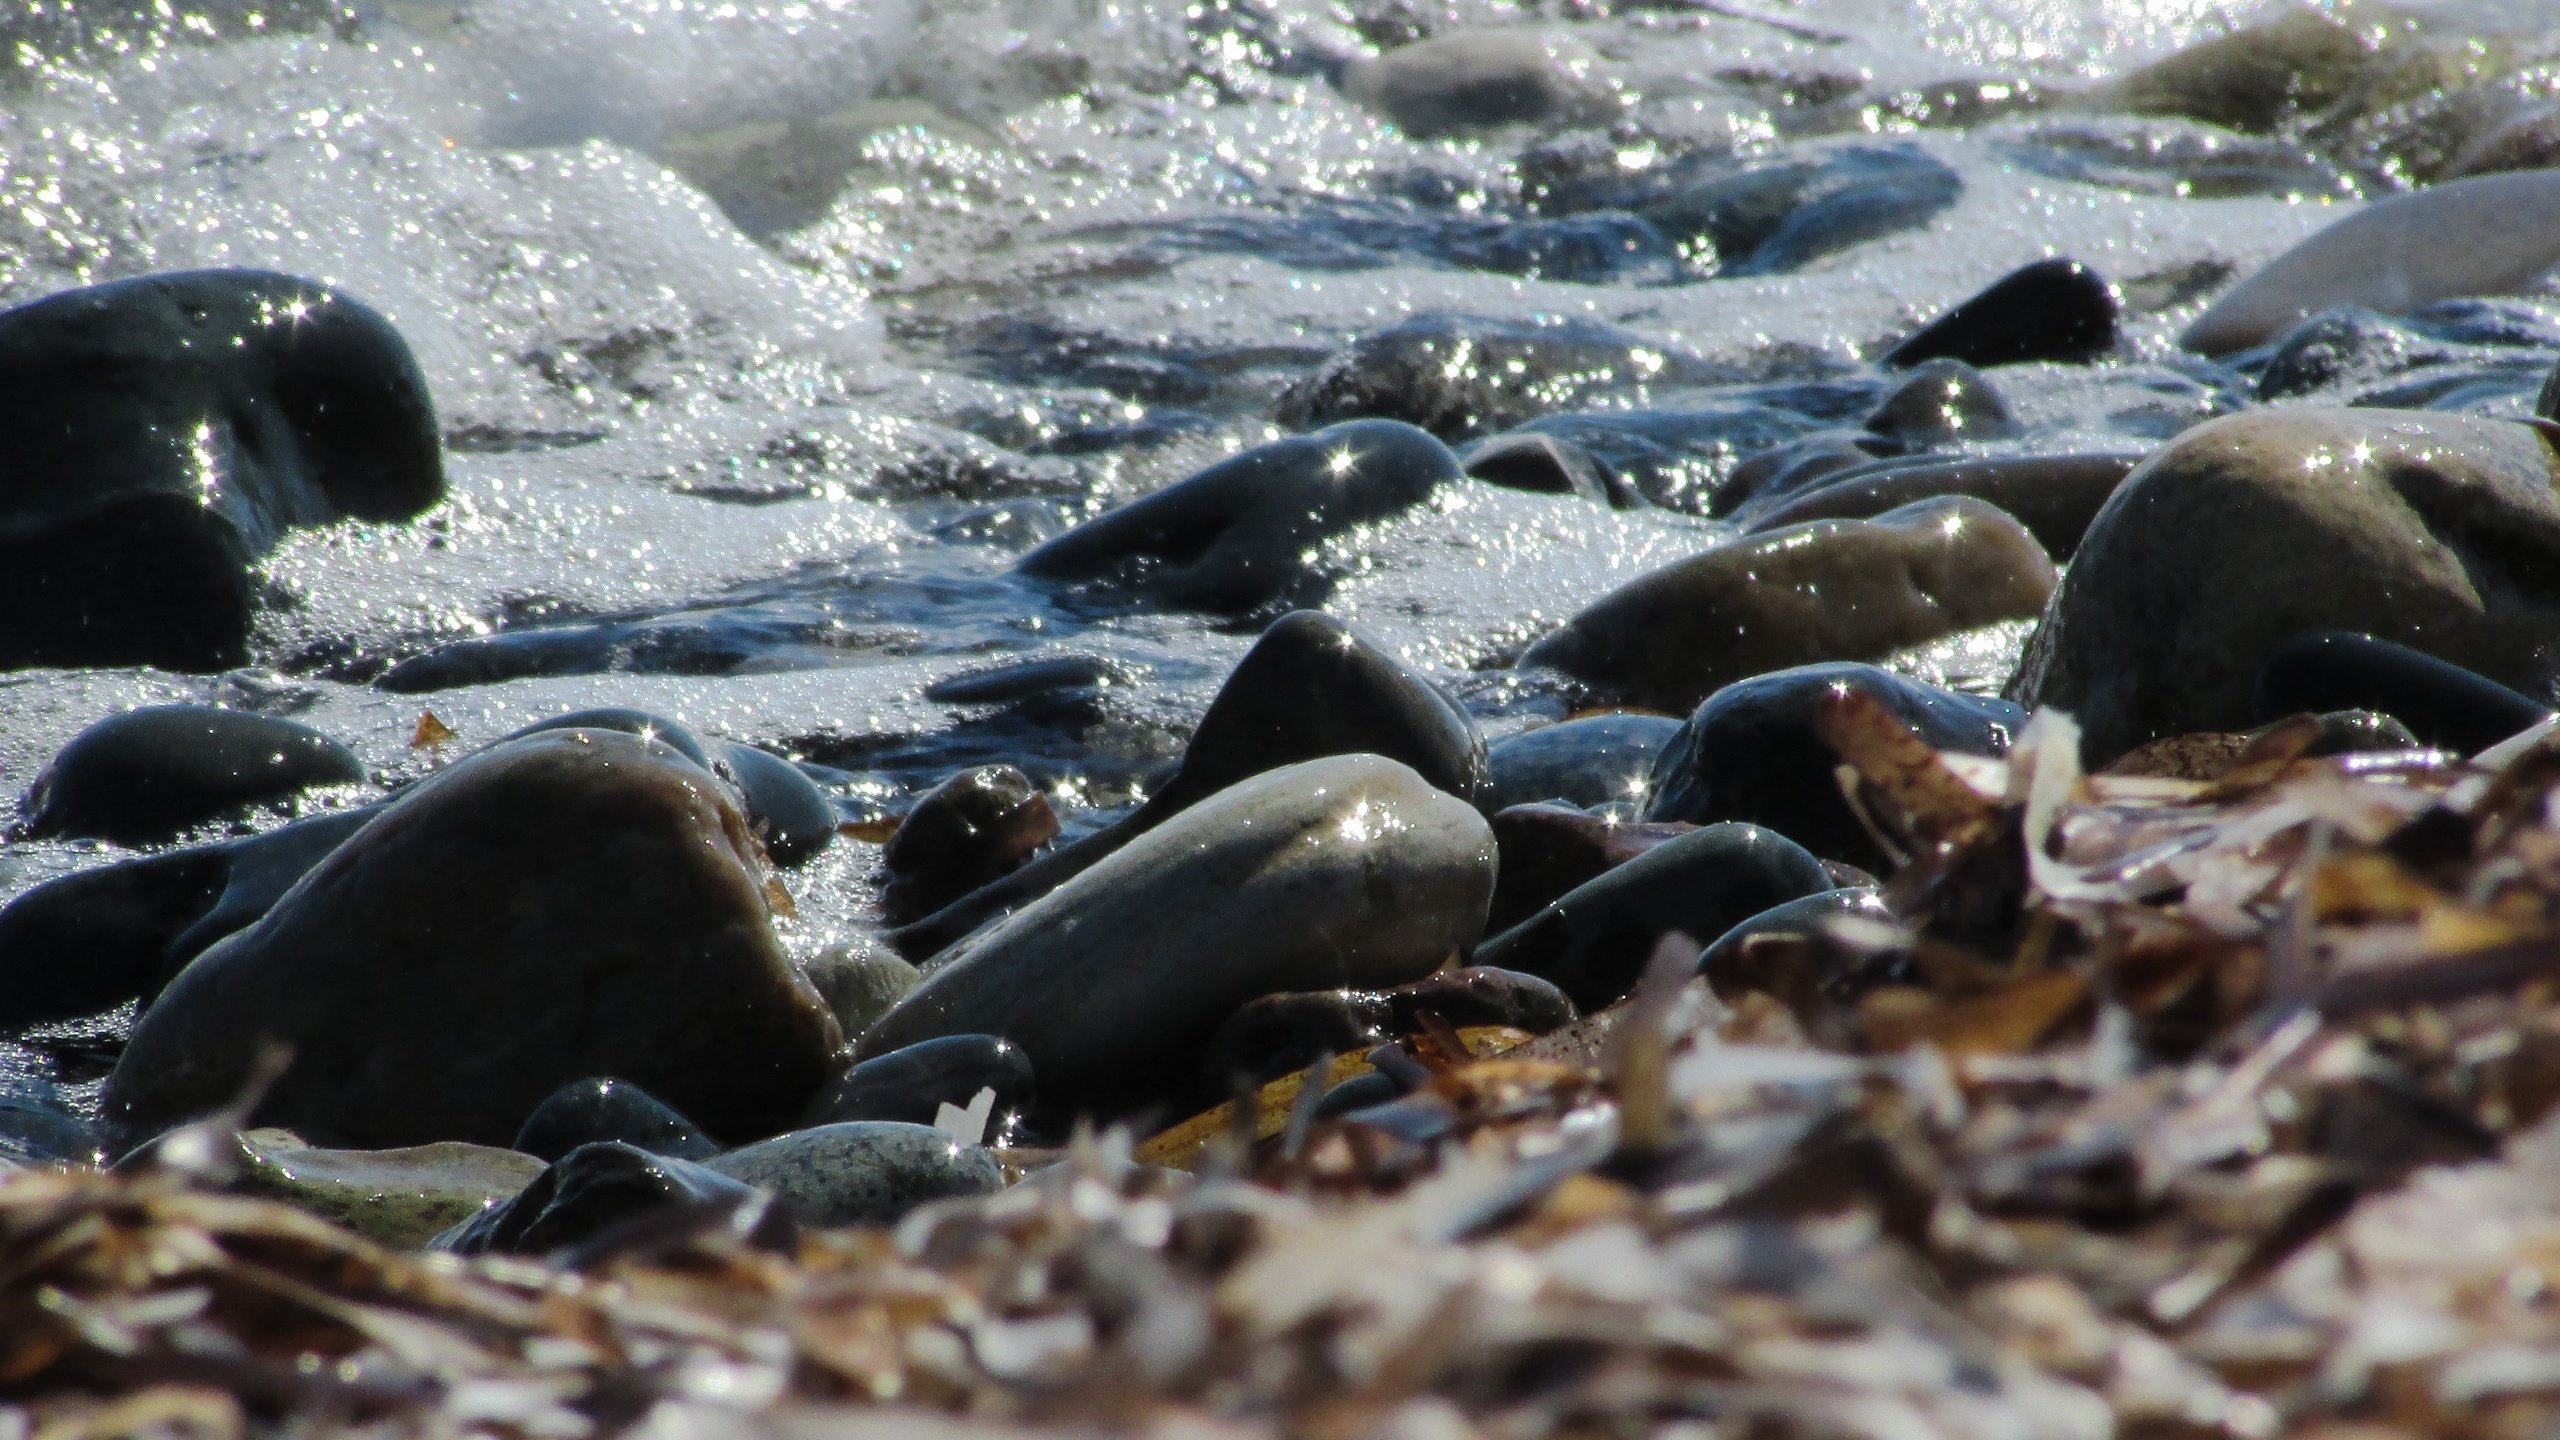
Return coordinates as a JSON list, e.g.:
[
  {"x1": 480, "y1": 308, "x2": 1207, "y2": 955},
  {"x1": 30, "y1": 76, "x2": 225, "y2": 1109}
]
[{"x1": 19, "y1": 706, "x2": 2560, "y2": 1436}]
